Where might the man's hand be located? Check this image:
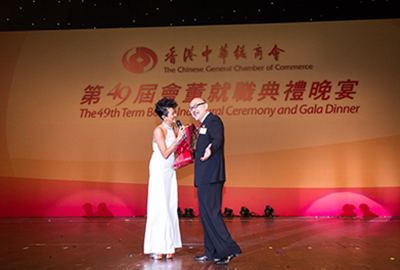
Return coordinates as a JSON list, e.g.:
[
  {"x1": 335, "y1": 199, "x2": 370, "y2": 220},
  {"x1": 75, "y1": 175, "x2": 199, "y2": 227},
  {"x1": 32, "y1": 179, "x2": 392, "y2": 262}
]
[{"x1": 200, "y1": 143, "x2": 212, "y2": 161}]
